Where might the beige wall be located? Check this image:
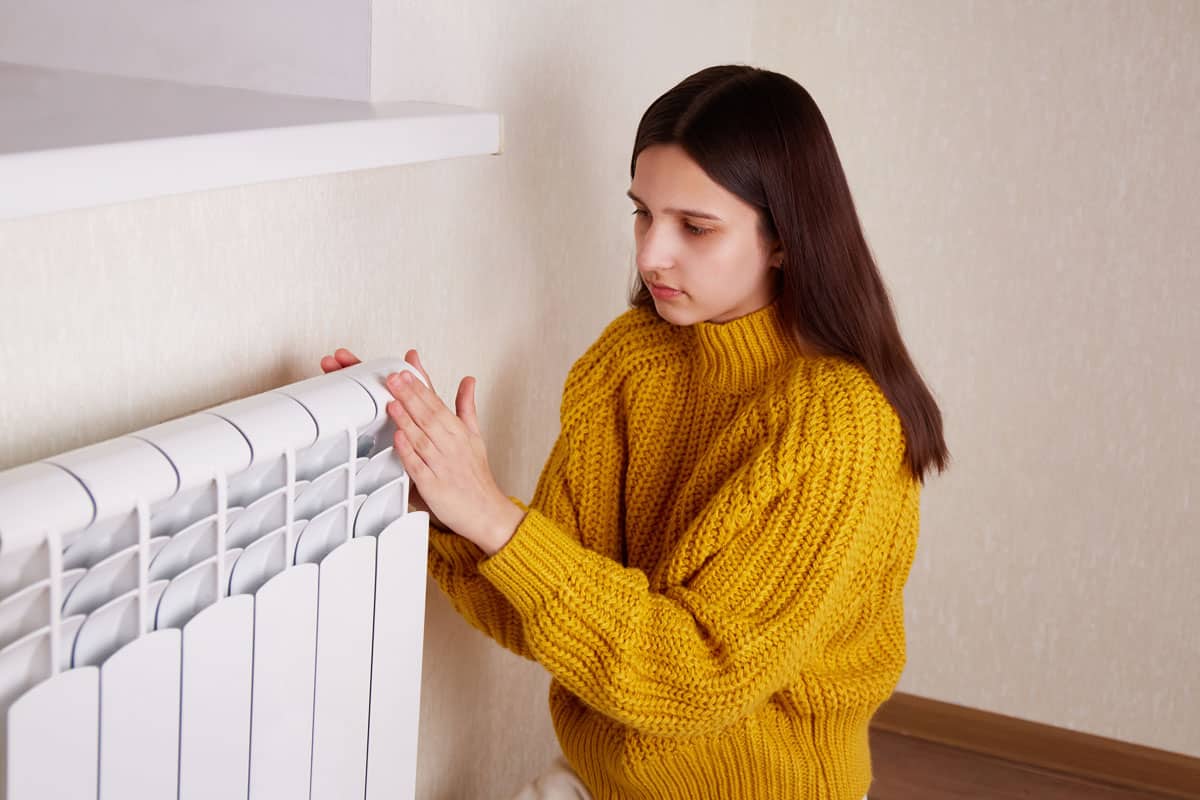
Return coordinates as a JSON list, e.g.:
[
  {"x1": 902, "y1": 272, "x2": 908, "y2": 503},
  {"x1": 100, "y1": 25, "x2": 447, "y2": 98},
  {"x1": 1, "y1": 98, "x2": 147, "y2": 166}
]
[
  {"x1": 0, "y1": 1, "x2": 1194, "y2": 796},
  {"x1": 754, "y1": 0, "x2": 1199, "y2": 759}
]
